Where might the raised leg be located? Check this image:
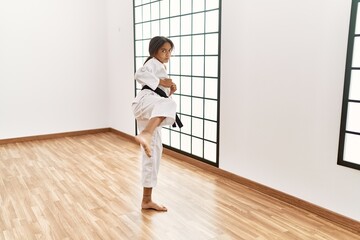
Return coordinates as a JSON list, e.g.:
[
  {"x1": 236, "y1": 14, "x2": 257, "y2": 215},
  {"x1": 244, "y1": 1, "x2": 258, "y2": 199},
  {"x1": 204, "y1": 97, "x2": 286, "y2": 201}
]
[{"x1": 135, "y1": 117, "x2": 165, "y2": 157}]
